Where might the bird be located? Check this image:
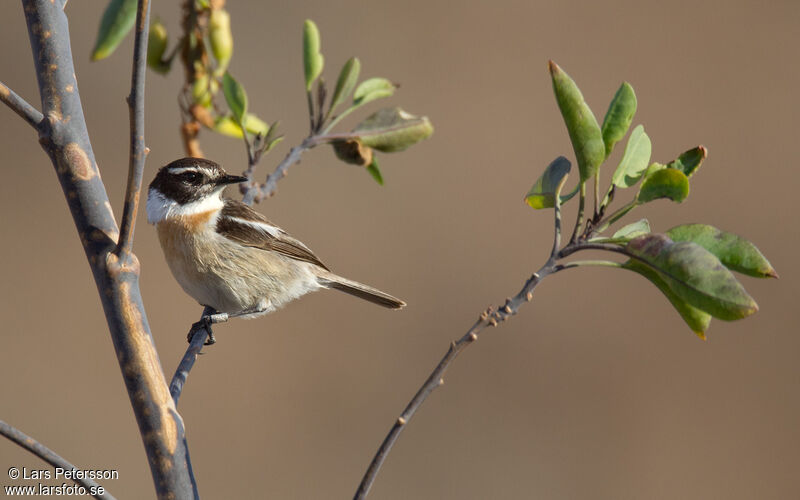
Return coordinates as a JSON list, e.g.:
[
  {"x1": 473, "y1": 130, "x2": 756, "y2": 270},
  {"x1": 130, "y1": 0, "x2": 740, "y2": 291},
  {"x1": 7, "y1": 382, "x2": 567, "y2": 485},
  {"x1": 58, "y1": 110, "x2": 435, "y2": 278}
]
[{"x1": 146, "y1": 157, "x2": 404, "y2": 343}]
